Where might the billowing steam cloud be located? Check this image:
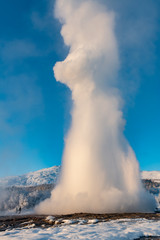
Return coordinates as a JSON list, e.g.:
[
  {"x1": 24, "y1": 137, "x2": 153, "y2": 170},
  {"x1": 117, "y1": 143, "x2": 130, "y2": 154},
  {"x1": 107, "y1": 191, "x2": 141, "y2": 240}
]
[{"x1": 36, "y1": 0, "x2": 155, "y2": 214}]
